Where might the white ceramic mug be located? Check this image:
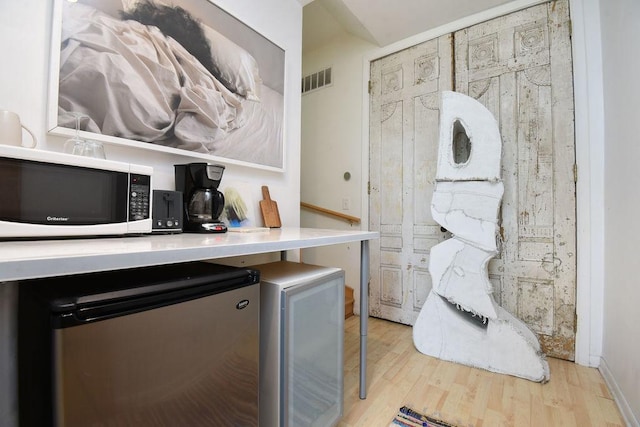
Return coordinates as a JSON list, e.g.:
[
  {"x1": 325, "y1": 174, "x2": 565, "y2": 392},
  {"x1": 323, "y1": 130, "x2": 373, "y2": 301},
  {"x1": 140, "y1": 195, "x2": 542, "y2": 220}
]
[{"x1": 0, "y1": 110, "x2": 37, "y2": 148}]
